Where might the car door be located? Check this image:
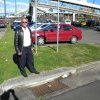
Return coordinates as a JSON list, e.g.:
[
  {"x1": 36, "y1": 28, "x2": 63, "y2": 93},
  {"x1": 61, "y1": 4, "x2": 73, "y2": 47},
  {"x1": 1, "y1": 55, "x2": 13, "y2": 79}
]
[
  {"x1": 45, "y1": 24, "x2": 57, "y2": 42},
  {"x1": 60, "y1": 24, "x2": 73, "y2": 41}
]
